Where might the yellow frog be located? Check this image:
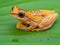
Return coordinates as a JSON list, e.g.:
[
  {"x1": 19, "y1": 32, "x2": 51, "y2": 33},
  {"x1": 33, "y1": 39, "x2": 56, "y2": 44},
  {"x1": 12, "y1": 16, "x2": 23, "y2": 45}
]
[{"x1": 11, "y1": 6, "x2": 58, "y2": 31}]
